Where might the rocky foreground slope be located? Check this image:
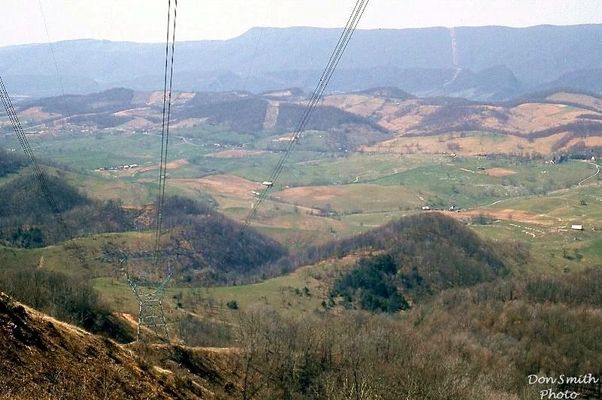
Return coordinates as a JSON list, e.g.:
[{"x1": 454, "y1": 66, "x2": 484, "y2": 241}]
[{"x1": 0, "y1": 291, "x2": 238, "y2": 399}]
